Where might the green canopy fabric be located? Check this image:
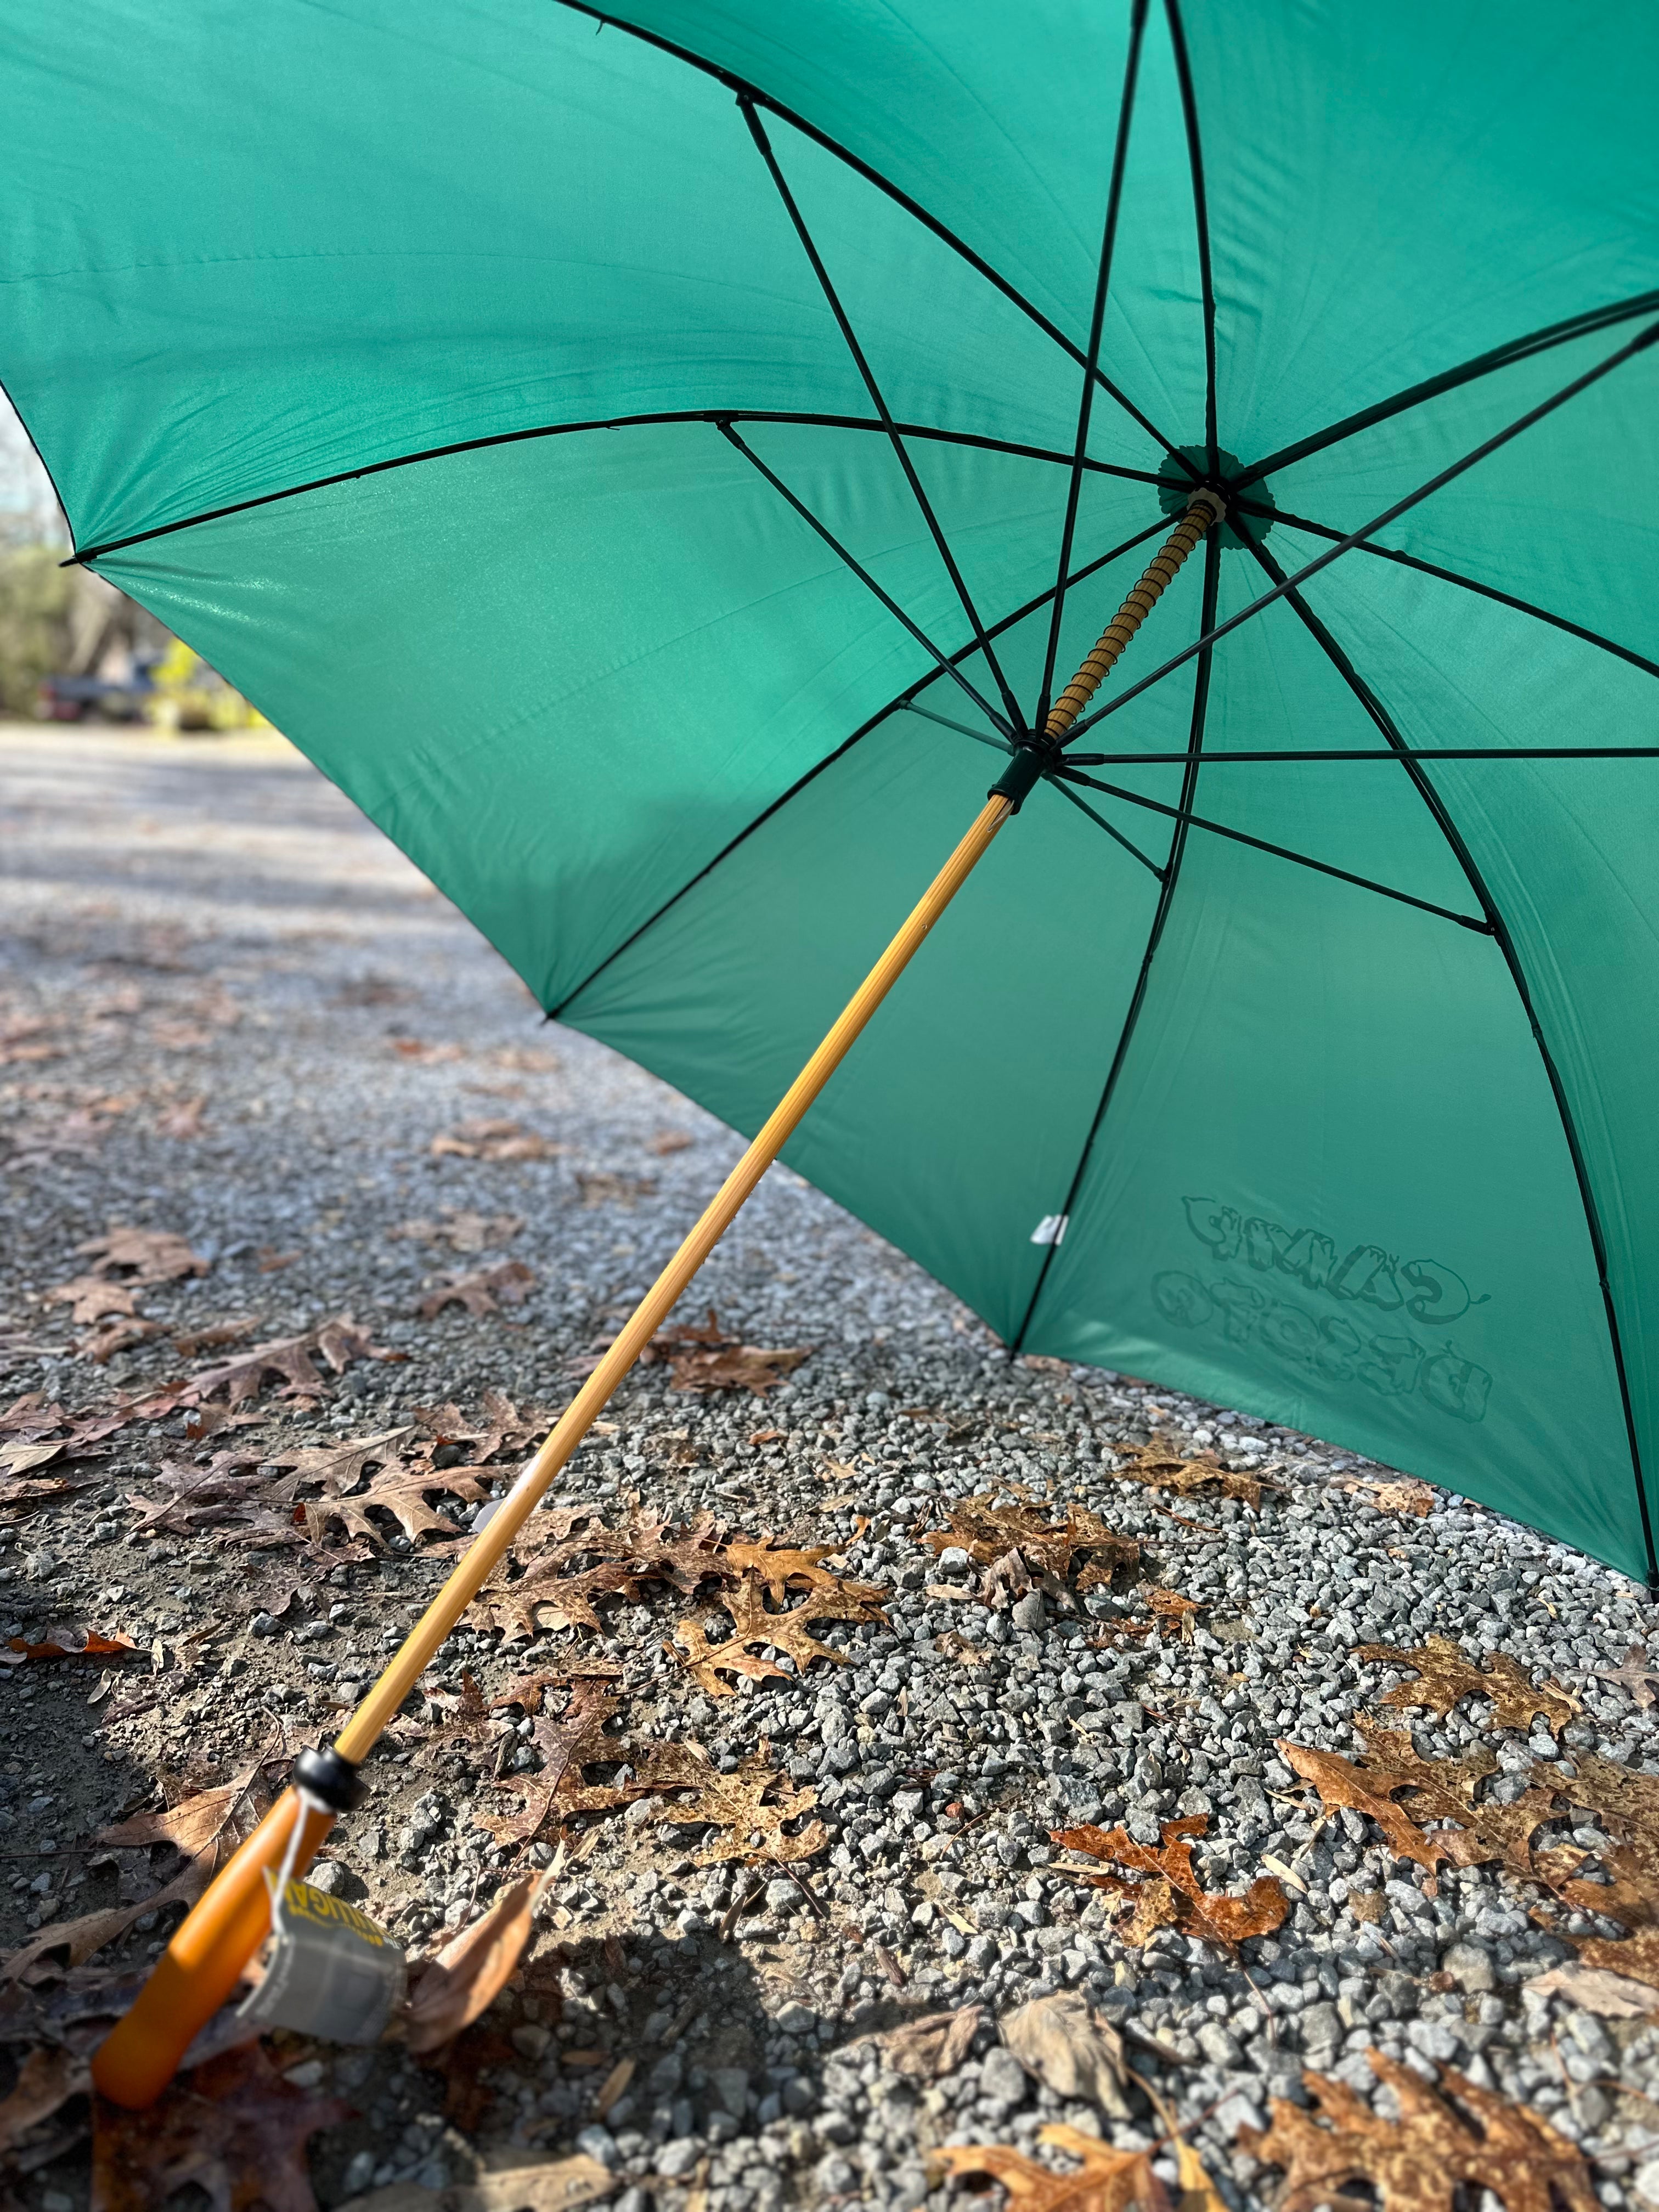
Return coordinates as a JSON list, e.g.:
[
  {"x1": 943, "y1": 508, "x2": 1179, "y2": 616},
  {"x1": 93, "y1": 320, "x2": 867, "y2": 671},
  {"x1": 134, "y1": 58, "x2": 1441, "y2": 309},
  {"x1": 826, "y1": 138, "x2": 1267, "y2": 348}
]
[{"x1": 3, "y1": 3, "x2": 1656, "y2": 1583}]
